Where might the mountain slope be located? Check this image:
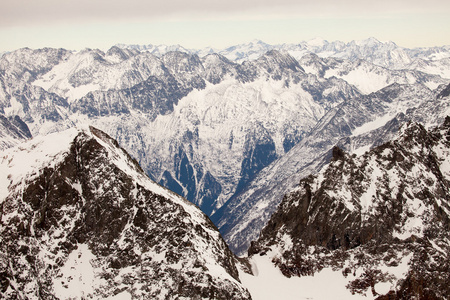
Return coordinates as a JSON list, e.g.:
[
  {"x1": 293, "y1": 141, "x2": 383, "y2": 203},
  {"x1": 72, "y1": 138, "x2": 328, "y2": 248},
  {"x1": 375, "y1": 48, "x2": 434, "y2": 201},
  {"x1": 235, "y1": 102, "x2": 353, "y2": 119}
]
[
  {"x1": 322, "y1": 59, "x2": 447, "y2": 94},
  {"x1": 248, "y1": 118, "x2": 450, "y2": 299},
  {"x1": 0, "y1": 127, "x2": 251, "y2": 299},
  {"x1": 297, "y1": 53, "x2": 448, "y2": 94},
  {"x1": 212, "y1": 83, "x2": 440, "y2": 255}
]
